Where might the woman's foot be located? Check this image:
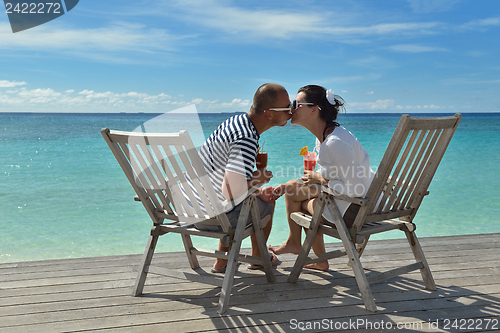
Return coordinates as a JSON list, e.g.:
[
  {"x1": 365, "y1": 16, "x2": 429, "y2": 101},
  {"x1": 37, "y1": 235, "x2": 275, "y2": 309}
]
[
  {"x1": 304, "y1": 261, "x2": 329, "y2": 271},
  {"x1": 268, "y1": 242, "x2": 301, "y2": 255}
]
